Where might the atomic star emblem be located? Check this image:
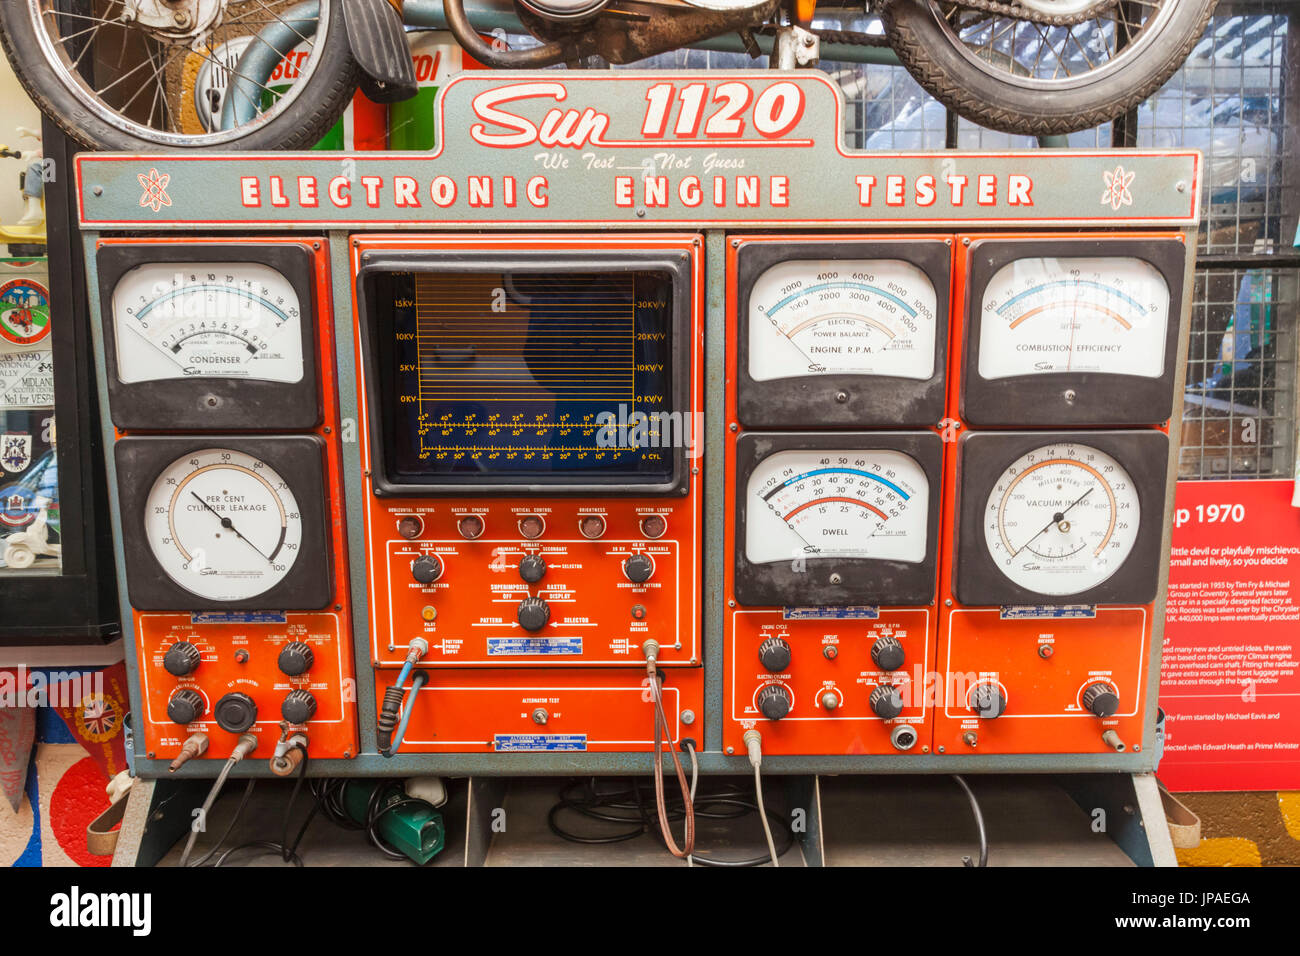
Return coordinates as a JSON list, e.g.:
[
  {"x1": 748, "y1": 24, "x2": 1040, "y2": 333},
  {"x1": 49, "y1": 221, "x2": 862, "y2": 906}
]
[
  {"x1": 1101, "y1": 165, "x2": 1135, "y2": 211},
  {"x1": 137, "y1": 167, "x2": 172, "y2": 212}
]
